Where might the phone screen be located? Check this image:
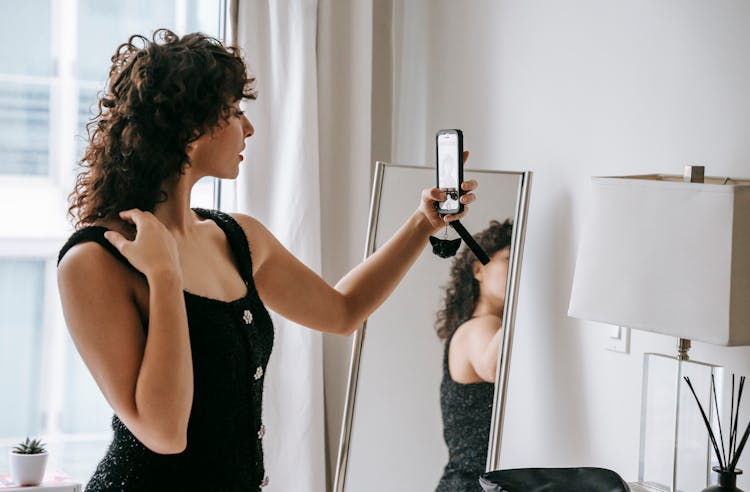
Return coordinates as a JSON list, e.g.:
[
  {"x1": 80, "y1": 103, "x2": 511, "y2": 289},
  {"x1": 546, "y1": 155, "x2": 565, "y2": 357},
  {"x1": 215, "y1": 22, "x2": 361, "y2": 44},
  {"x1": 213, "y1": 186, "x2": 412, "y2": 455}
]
[{"x1": 437, "y1": 131, "x2": 460, "y2": 213}]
